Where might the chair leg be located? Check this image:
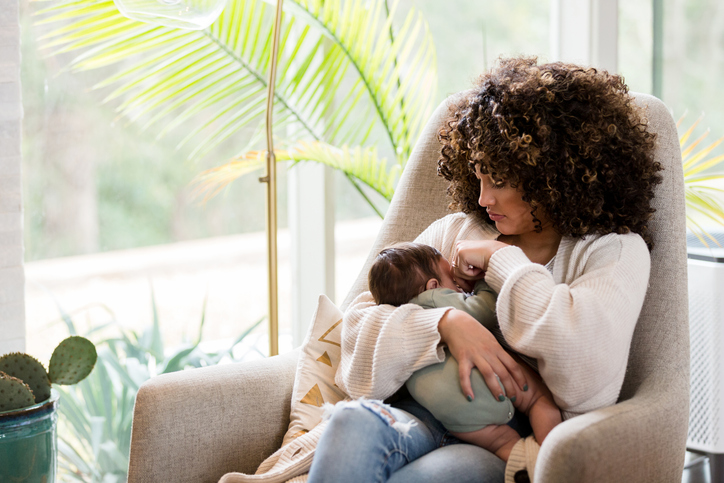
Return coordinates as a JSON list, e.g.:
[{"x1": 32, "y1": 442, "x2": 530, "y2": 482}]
[{"x1": 709, "y1": 453, "x2": 724, "y2": 482}]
